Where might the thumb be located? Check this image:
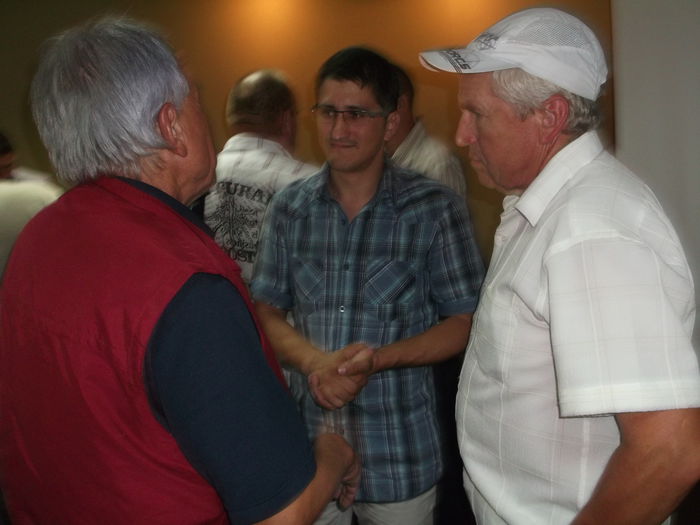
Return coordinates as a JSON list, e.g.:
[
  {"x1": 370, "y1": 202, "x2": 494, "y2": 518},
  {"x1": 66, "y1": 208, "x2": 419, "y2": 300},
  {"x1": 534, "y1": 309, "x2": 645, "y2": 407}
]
[{"x1": 338, "y1": 347, "x2": 375, "y2": 376}]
